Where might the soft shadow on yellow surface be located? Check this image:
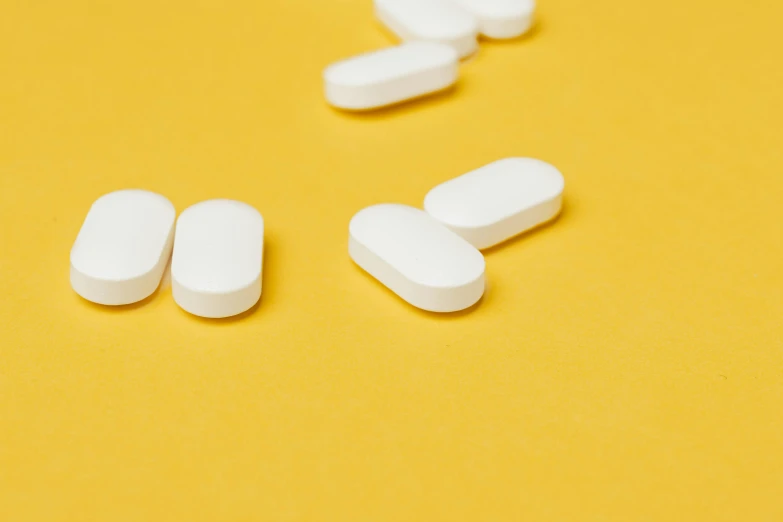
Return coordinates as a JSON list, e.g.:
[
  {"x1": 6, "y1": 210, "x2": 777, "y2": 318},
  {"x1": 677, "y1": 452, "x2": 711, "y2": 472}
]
[
  {"x1": 482, "y1": 198, "x2": 574, "y2": 256},
  {"x1": 350, "y1": 262, "x2": 488, "y2": 320},
  {"x1": 478, "y1": 20, "x2": 544, "y2": 44},
  {"x1": 74, "y1": 280, "x2": 167, "y2": 312},
  {"x1": 329, "y1": 83, "x2": 462, "y2": 121},
  {"x1": 177, "y1": 296, "x2": 262, "y2": 325}
]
